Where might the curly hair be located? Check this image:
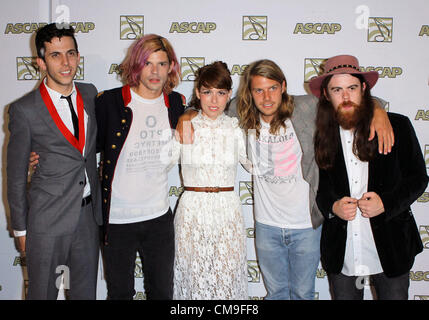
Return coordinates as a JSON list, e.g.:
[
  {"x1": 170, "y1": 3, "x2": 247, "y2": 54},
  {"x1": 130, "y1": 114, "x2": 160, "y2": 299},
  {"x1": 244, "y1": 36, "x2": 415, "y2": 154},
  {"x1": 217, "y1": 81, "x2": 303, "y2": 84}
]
[{"x1": 237, "y1": 59, "x2": 294, "y2": 137}]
